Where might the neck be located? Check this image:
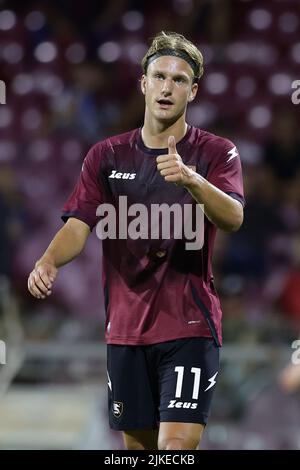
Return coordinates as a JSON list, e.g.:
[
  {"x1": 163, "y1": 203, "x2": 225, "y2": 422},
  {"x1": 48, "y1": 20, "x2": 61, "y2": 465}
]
[{"x1": 142, "y1": 111, "x2": 188, "y2": 148}]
